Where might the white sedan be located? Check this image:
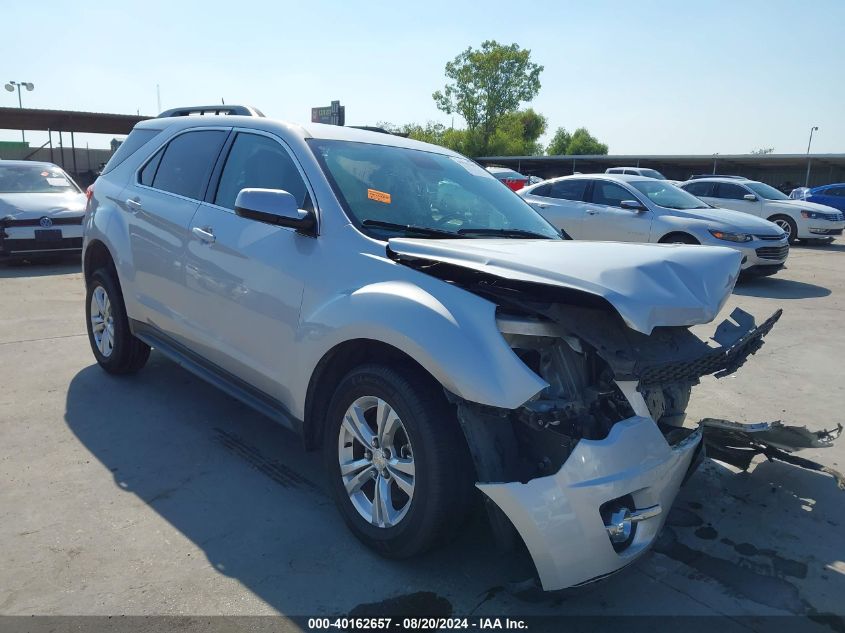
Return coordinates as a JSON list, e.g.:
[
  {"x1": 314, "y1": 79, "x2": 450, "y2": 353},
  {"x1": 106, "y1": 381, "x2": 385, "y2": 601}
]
[
  {"x1": 679, "y1": 177, "x2": 844, "y2": 244},
  {"x1": 519, "y1": 174, "x2": 790, "y2": 276}
]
